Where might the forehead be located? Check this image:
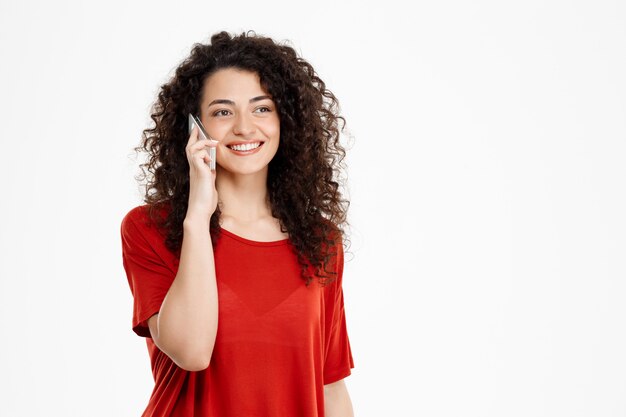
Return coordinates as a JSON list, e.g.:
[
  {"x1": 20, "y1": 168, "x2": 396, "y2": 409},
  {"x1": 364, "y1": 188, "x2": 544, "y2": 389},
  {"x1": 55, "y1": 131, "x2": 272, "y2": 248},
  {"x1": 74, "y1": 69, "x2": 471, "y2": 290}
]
[{"x1": 202, "y1": 68, "x2": 266, "y2": 97}]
